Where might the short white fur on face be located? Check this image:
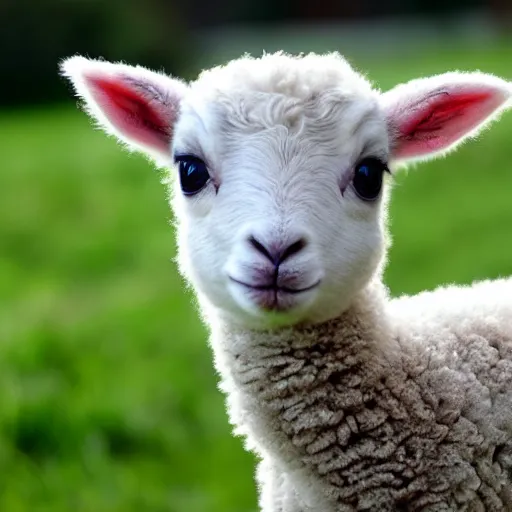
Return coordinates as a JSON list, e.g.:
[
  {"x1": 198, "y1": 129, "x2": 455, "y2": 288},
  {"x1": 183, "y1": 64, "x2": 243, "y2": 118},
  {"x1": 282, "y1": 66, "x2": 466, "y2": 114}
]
[
  {"x1": 173, "y1": 74, "x2": 389, "y2": 329},
  {"x1": 60, "y1": 52, "x2": 512, "y2": 330}
]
